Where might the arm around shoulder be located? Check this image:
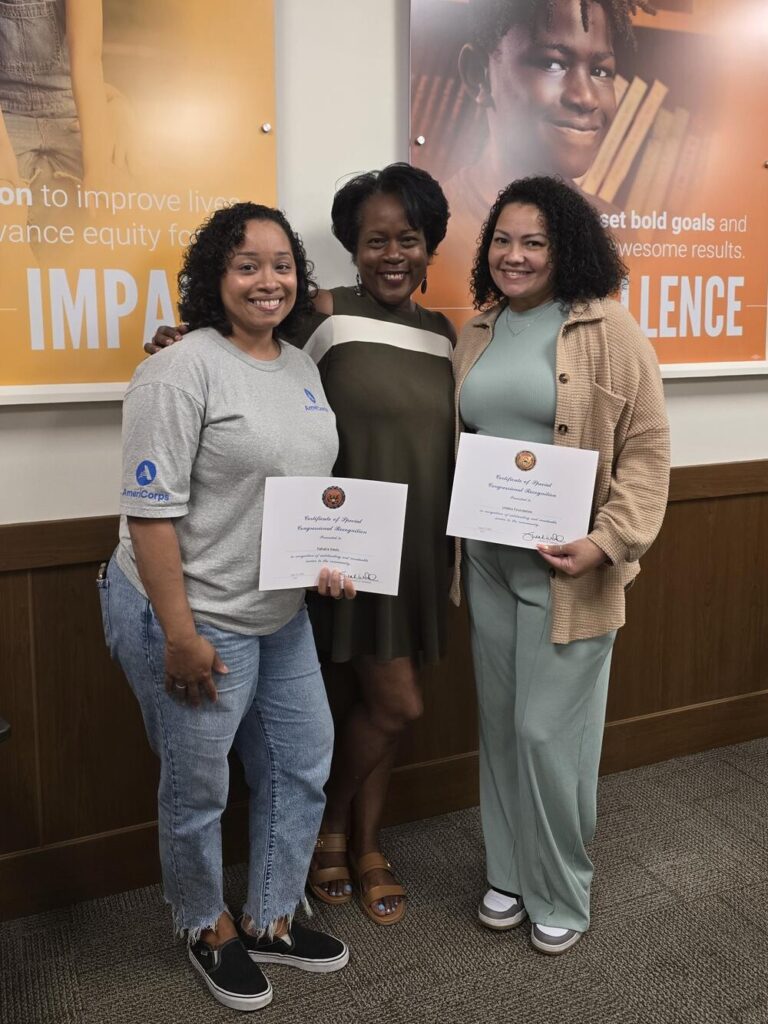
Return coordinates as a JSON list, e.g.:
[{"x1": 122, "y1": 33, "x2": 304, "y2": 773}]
[{"x1": 312, "y1": 289, "x2": 334, "y2": 315}]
